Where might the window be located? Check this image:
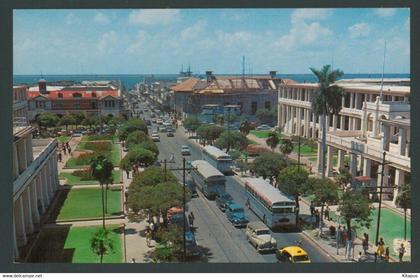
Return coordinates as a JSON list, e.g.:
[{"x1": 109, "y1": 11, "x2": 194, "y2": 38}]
[
  {"x1": 92, "y1": 92, "x2": 97, "y2": 98},
  {"x1": 58, "y1": 93, "x2": 63, "y2": 98},
  {"x1": 251, "y1": 101, "x2": 258, "y2": 115},
  {"x1": 265, "y1": 101, "x2": 271, "y2": 110},
  {"x1": 91, "y1": 102, "x2": 97, "y2": 109},
  {"x1": 73, "y1": 93, "x2": 82, "y2": 98}
]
